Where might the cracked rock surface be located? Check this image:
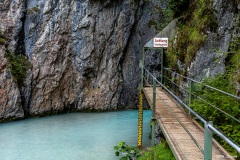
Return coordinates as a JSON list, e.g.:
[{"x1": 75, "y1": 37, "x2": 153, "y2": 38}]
[{"x1": 0, "y1": 0, "x2": 157, "y2": 120}]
